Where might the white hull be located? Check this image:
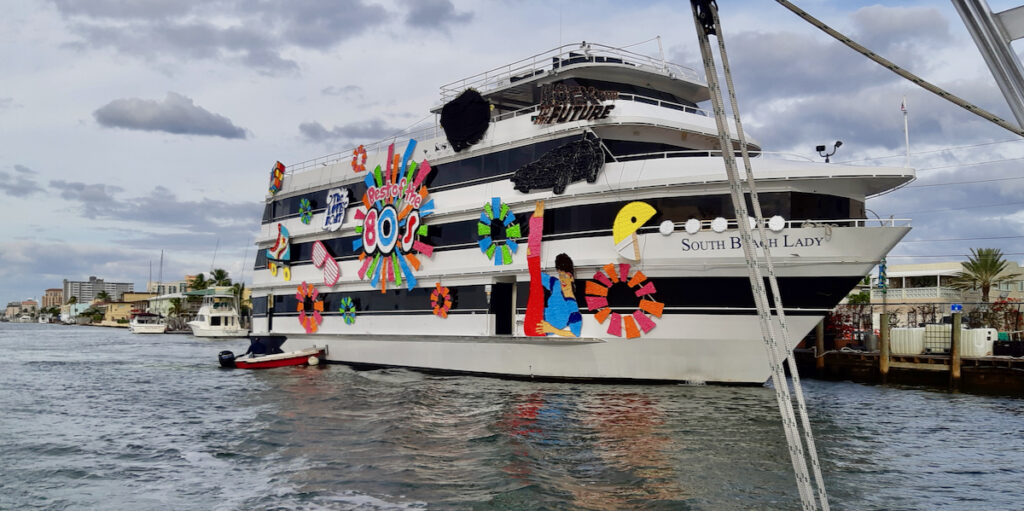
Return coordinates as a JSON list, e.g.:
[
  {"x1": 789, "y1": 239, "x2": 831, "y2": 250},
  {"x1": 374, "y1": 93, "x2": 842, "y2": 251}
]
[
  {"x1": 130, "y1": 323, "x2": 167, "y2": 334},
  {"x1": 188, "y1": 324, "x2": 249, "y2": 338}
]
